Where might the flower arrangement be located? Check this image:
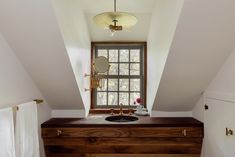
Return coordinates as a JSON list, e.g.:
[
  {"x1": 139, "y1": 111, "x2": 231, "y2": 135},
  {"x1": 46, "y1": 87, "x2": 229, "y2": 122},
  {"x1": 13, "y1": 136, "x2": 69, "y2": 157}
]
[{"x1": 134, "y1": 97, "x2": 142, "y2": 105}]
